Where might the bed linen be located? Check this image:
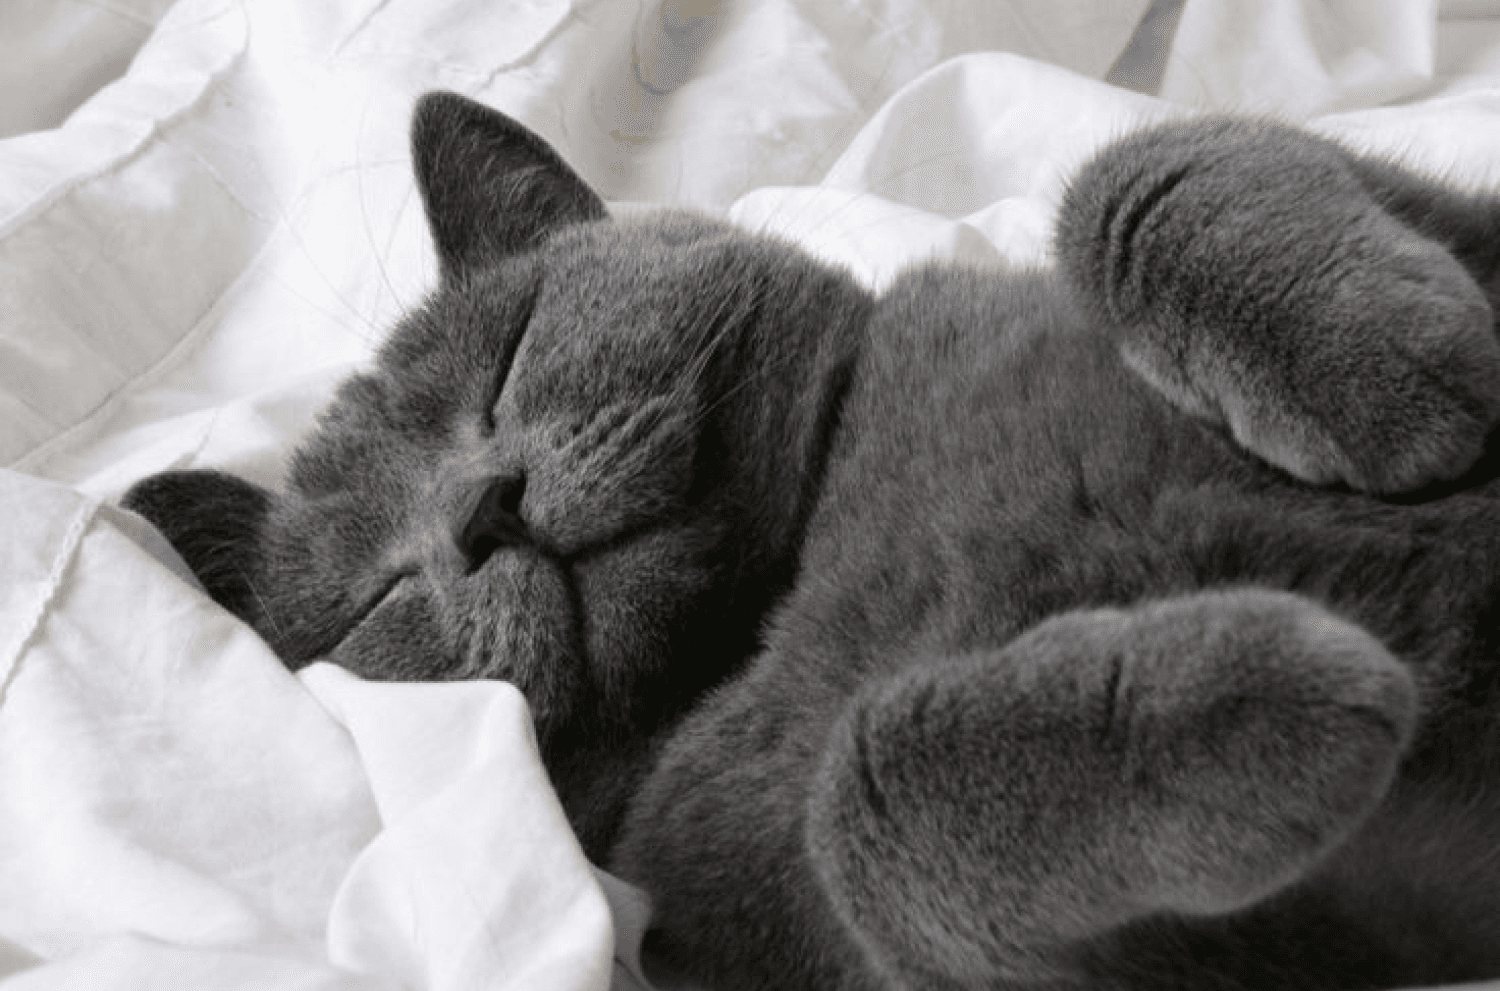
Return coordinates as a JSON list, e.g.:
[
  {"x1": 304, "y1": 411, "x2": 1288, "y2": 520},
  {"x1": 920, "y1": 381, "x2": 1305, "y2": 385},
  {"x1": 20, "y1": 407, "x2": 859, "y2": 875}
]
[{"x1": 3, "y1": 1, "x2": 1500, "y2": 989}]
